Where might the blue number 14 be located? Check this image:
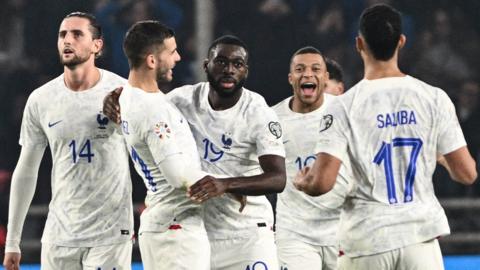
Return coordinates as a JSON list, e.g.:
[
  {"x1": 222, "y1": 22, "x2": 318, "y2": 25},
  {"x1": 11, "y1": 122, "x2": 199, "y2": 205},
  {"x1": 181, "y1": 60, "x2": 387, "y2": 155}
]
[
  {"x1": 373, "y1": 137, "x2": 423, "y2": 204},
  {"x1": 69, "y1": 139, "x2": 94, "y2": 163}
]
